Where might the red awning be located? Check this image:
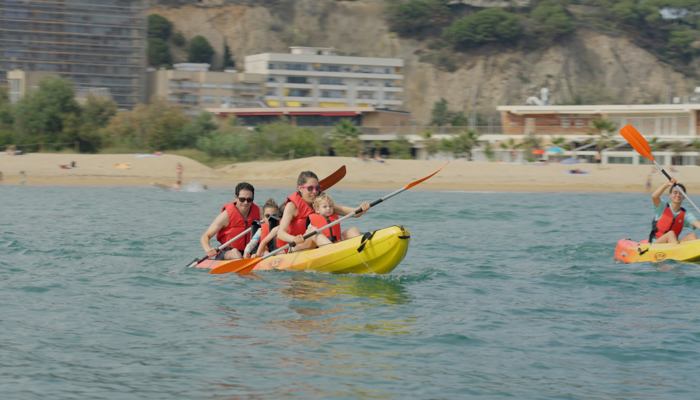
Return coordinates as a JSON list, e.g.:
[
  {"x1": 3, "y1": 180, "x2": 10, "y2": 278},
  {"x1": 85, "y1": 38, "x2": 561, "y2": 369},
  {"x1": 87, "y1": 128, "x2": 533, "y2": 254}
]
[
  {"x1": 230, "y1": 112, "x2": 284, "y2": 116},
  {"x1": 321, "y1": 112, "x2": 358, "y2": 116}
]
